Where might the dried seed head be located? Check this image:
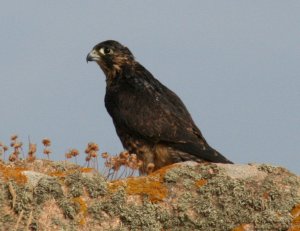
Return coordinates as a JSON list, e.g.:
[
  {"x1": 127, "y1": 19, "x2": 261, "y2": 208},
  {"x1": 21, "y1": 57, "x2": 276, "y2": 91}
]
[
  {"x1": 101, "y1": 152, "x2": 109, "y2": 159},
  {"x1": 43, "y1": 148, "x2": 52, "y2": 155},
  {"x1": 90, "y1": 150, "x2": 98, "y2": 158},
  {"x1": 42, "y1": 138, "x2": 51, "y2": 147},
  {"x1": 11, "y1": 134, "x2": 18, "y2": 141},
  {"x1": 10, "y1": 142, "x2": 15, "y2": 147},
  {"x1": 3, "y1": 146, "x2": 8, "y2": 152},
  {"x1": 88, "y1": 142, "x2": 99, "y2": 152},
  {"x1": 13, "y1": 142, "x2": 23, "y2": 149},
  {"x1": 0, "y1": 142, "x2": 3, "y2": 147},
  {"x1": 112, "y1": 162, "x2": 121, "y2": 171},
  {"x1": 28, "y1": 143, "x2": 37, "y2": 155},
  {"x1": 85, "y1": 156, "x2": 91, "y2": 162},
  {"x1": 9, "y1": 154, "x2": 17, "y2": 162},
  {"x1": 85, "y1": 147, "x2": 91, "y2": 154},
  {"x1": 70, "y1": 149, "x2": 79, "y2": 157},
  {"x1": 65, "y1": 152, "x2": 72, "y2": 159}
]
